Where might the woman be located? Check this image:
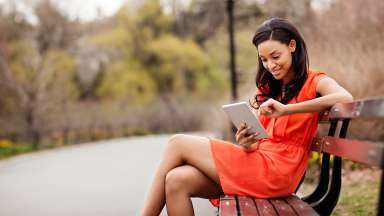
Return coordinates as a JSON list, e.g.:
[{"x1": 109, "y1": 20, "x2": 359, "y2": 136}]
[{"x1": 141, "y1": 17, "x2": 353, "y2": 216}]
